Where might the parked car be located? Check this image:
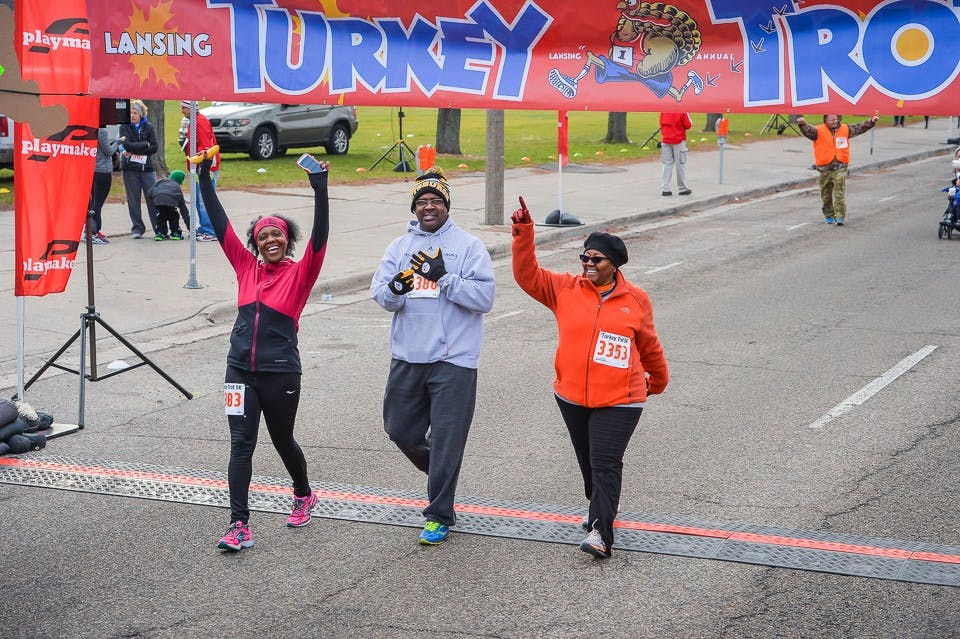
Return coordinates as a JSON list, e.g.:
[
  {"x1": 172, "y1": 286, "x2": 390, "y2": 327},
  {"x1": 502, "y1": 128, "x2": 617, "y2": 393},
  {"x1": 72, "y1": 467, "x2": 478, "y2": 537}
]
[
  {"x1": 0, "y1": 115, "x2": 14, "y2": 170},
  {"x1": 178, "y1": 102, "x2": 358, "y2": 160}
]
